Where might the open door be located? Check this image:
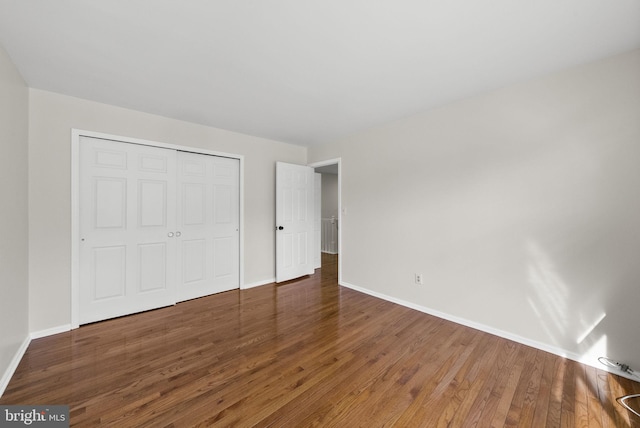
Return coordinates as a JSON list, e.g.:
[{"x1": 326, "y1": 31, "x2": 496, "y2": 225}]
[{"x1": 276, "y1": 162, "x2": 315, "y2": 282}]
